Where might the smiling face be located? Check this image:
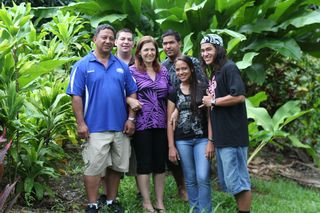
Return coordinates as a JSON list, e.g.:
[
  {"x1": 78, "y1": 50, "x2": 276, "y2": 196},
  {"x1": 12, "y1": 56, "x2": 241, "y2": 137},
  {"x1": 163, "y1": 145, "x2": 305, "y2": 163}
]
[
  {"x1": 162, "y1": 35, "x2": 181, "y2": 60},
  {"x1": 140, "y1": 42, "x2": 156, "y2": 65},
  {"x1": 175, "y1": 59, "x2": 192, "y2": 83},
  {"x1": 93, "y1": 28, "x2": 115, "y2": 55},
  {"x1": 115, "y1": 31, "x2": 134, "y2": 54},
  {"x1": 200, "y1": 43, "x2": 217, "y2": 65}
]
